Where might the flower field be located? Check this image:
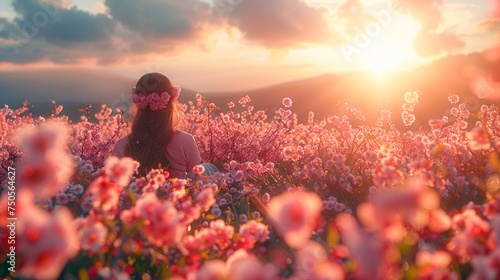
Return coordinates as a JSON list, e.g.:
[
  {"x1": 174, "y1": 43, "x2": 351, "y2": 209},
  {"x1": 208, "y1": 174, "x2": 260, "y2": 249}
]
[{"x1": 1, "y1": 92, "x2": 500, "y2": 279}]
